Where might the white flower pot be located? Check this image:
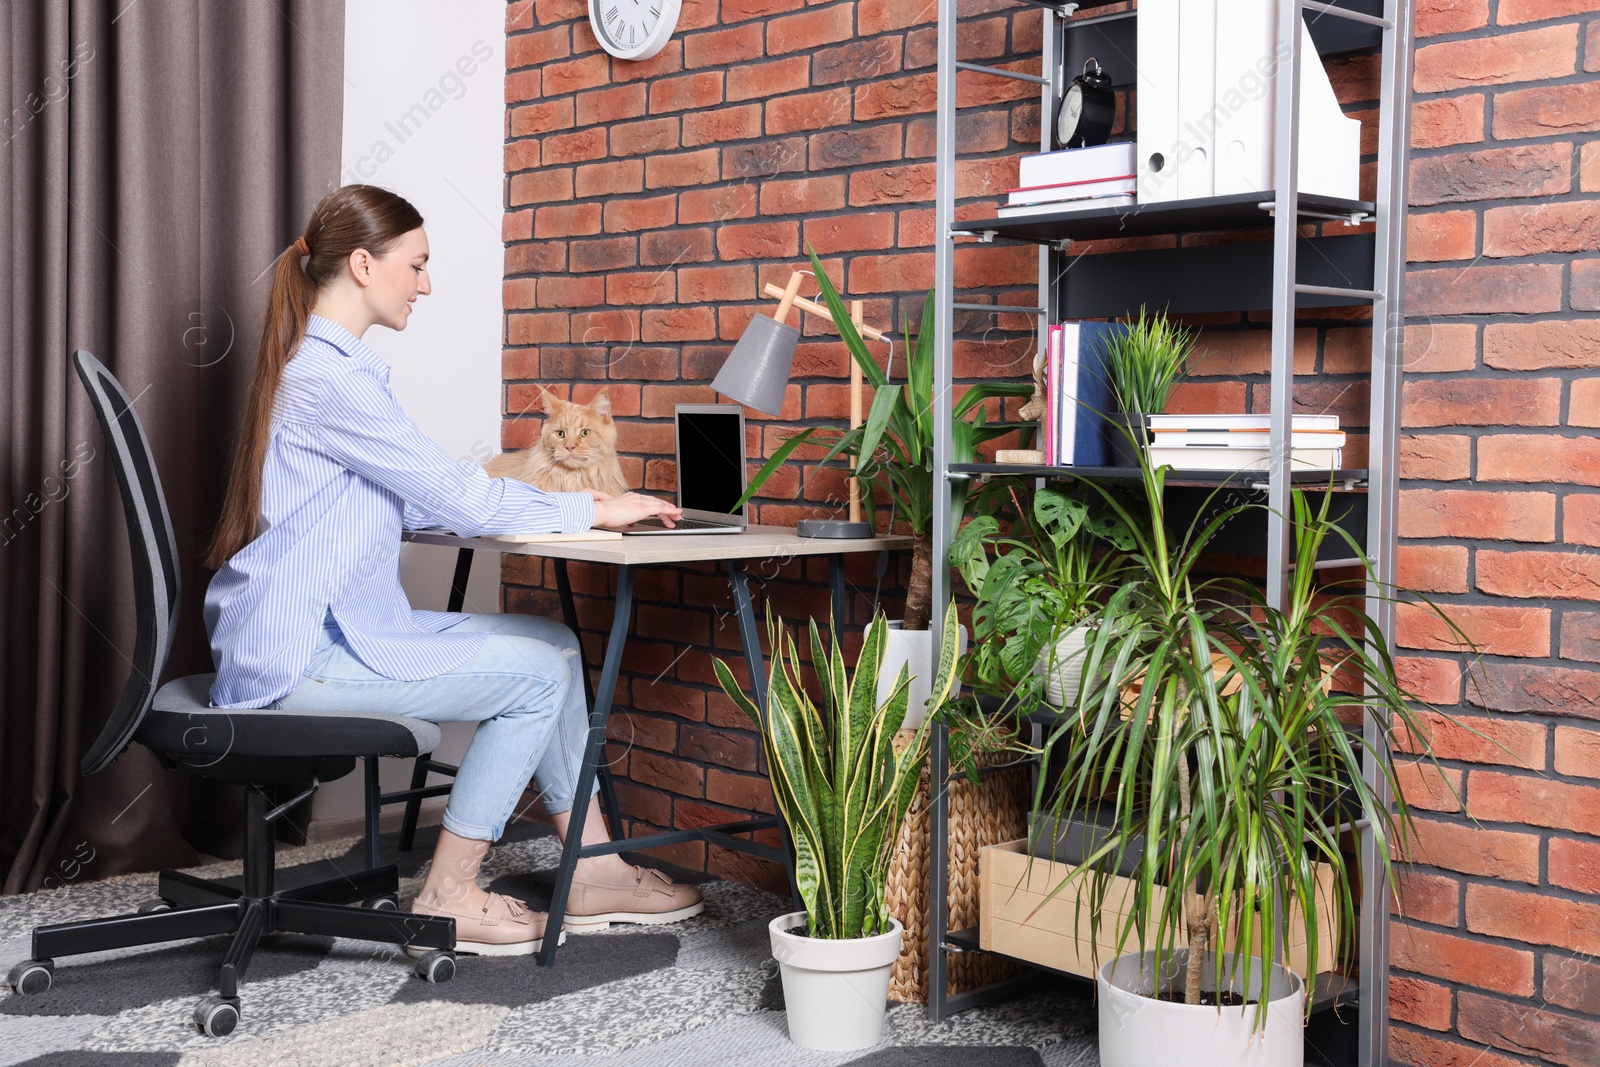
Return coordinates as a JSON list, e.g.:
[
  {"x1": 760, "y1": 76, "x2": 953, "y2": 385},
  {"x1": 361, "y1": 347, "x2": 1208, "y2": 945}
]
[
  {"x1": 1098, "y1": 950, "x2": 1306, "y2": 1067},
  {"x1": 768, "y1": 912, "x2": 903, "y2": 1051},
  {"x1": 876, "y1": 621, "x2": 968, "y2": 729},
  {"x1": 1035, "y1": 622, "x2": 1092, "y2": 708}
]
